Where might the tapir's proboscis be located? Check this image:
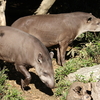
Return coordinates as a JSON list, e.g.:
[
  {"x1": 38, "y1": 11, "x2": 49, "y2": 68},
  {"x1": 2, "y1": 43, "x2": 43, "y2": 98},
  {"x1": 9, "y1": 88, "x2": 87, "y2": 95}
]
[
  {"x1": 11, "y1": 12, "x2": 100, "y2": 66},
  {"x1": 0, "y1": 26, "x2": 55, "y2": 90}
]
